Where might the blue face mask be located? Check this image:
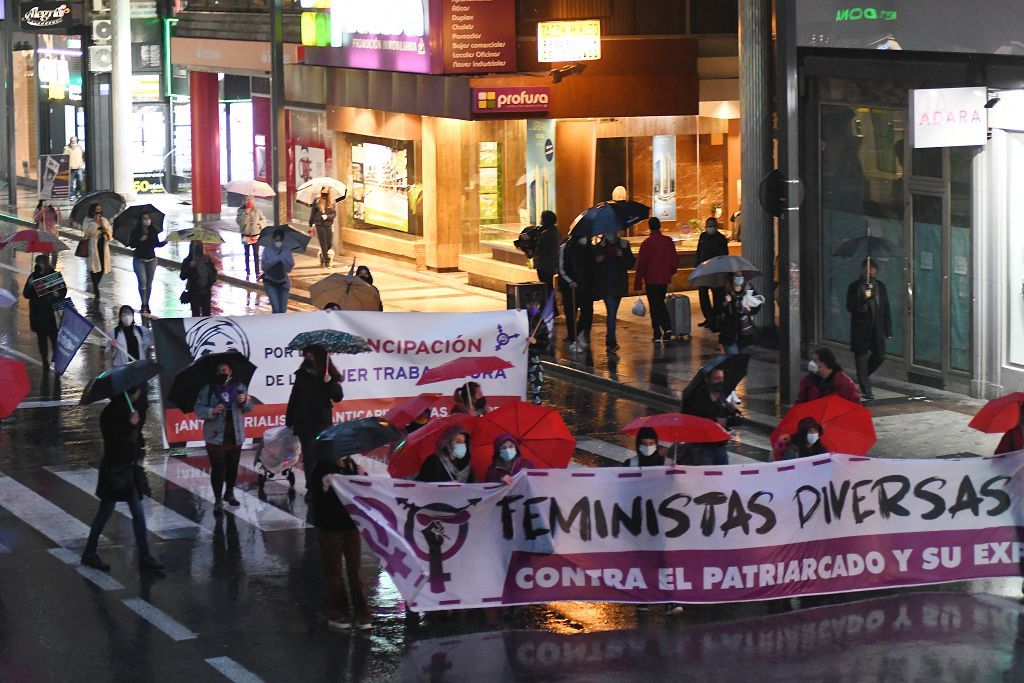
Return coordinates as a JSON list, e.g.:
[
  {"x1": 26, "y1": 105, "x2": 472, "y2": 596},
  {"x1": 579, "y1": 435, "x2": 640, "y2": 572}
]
[
  {"x1": 451, "y1": 443, "x2": 467, "y2": 459},
  {"x1": 733, "y1": 276, "x2": 745, "y2": 287},
  {"x1": 806, "y1": 432, "x2": 820, "y2": 446},
  {"x1": 499, "y1": 446, "x2": 517, "y2": 462}
]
